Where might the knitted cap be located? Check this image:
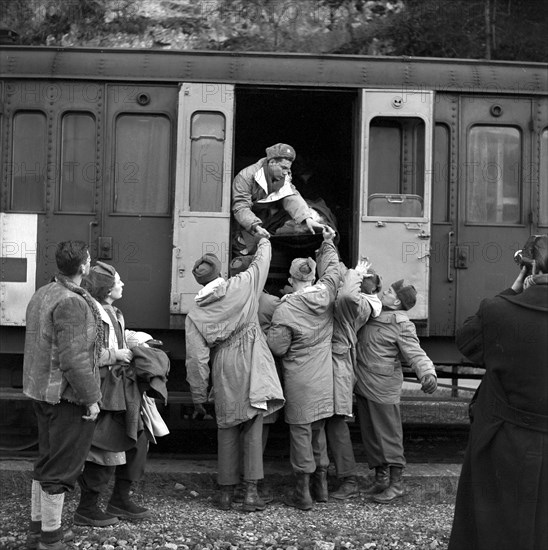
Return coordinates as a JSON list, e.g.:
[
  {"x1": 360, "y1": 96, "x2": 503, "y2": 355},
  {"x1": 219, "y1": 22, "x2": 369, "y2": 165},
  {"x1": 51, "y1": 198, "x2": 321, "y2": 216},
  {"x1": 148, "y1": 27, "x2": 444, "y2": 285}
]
[
  {"x1": 192, "y1": 253, "x2": 222, "y2": 286},
  {"x1": 391, "y1": 279, "x2": 417, "y2": 311},
  {"x1": 229, "y1": 255, "x2": 253, "y2": 277},
  {"x1": 289, "y1": 257, "x2": 316, "y2": 282},
  {"x1": 265, "y1": 143, "x2": 296, "y2": 162},
  {"x1": 83, "y1": 261, "x2": 117, "y2": 301}
]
